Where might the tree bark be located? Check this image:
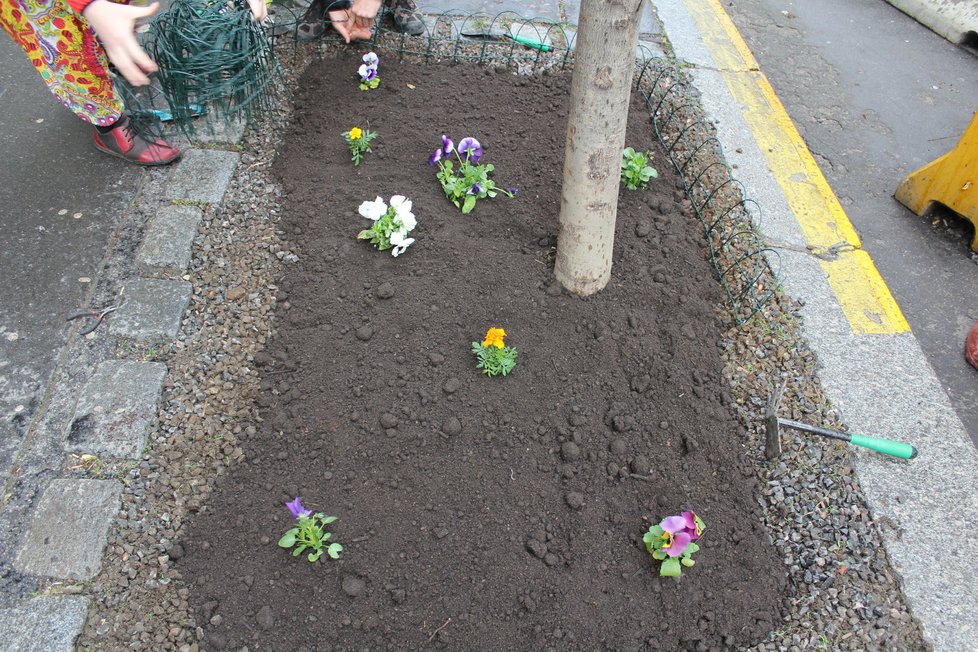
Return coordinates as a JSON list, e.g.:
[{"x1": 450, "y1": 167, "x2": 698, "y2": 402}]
[{"x1": 555, "y1": 0, "x2": 644, "y2": 296}]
